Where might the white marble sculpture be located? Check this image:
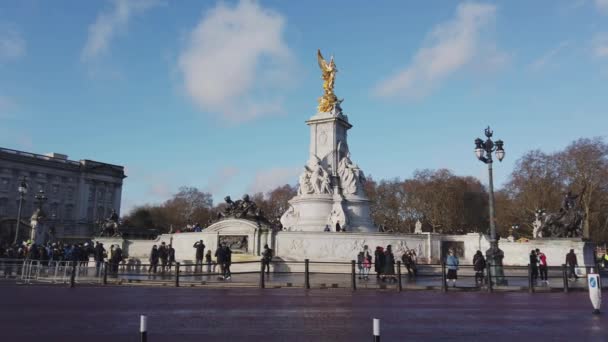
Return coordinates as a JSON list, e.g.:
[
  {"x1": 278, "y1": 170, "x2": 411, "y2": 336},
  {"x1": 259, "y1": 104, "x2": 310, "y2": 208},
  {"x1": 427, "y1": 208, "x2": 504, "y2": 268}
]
[
  {"x1": 280, "y1": 205, "x2": 300, "y2": 231},
  {"x1": 337, "y1": 154, "x2": 366, "y2": 195},
  {"x1": 532, "y1": 212, "x2": 543, "y2": 238},
  {"x1": 298, "y1": 167, "x2": 314, "y2": 195},
  {"x1": 328, "y1": 201, "x2": 347, "y2": 230},
  {"x1": 414, "y1": 220, "x2": 423, "y2": 234}
]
